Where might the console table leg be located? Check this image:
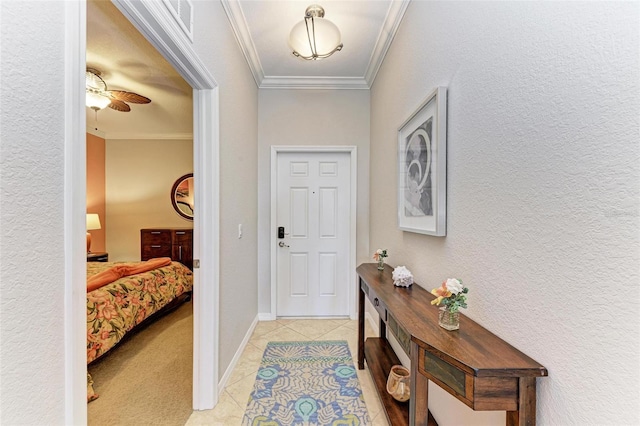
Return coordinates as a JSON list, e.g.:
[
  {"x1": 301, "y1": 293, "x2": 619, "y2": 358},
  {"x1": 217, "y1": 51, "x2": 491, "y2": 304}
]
[
  {"x1": 506, "y1": 377, "x2": 536, "y2": 426},
  {"x1": 357, "y1": 283, "x2": 365, "y2": 370},
  {"x1": 410, "y1": 341, "x2": 429, "y2": 426}
]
